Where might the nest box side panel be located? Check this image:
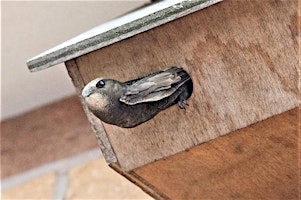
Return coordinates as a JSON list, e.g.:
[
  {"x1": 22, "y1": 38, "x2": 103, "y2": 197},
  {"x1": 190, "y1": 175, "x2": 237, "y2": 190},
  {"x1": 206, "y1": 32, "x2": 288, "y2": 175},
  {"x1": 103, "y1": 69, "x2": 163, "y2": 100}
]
[
  {"x1": 66, "y1": 60, "x2": 117, "y2": 164},
  {"x1": 70, "y1": 0, "x2": 298, "y2": 171}
]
